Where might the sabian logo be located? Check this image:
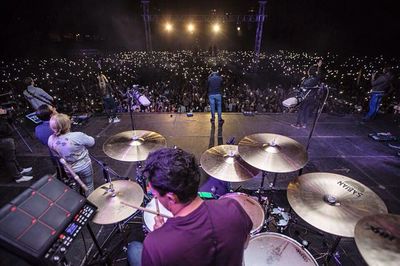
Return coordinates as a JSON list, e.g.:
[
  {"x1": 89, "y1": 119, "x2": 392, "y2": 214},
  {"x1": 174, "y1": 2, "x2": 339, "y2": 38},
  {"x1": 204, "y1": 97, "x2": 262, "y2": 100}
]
[
  {"x1": 337, "y1": 180, "x2": 364, "y2": 198},
  {"x1": 368, "y1": 224, "x2": 396, "y2": 241}
]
